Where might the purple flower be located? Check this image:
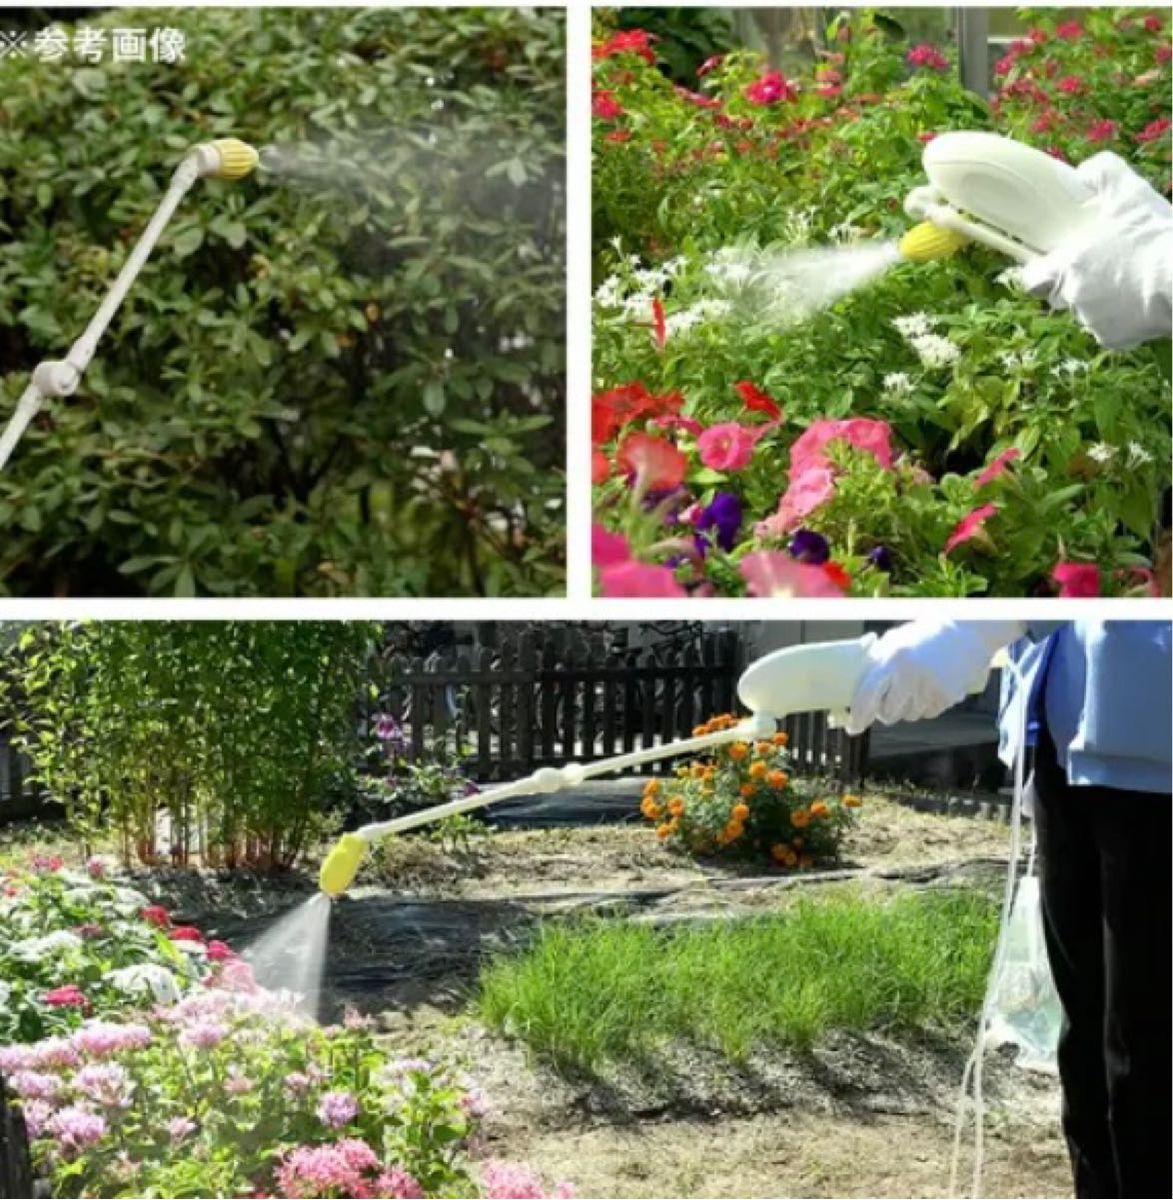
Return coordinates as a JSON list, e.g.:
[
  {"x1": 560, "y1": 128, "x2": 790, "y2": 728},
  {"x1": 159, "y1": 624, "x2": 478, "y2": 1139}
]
[
  {"x1": 74, "y1": 1064, "x2": 134, "y2": 1109},
  {"x1": 284, "y1": 1071, "x2": 312, "y2": 1095},
  {"x1": 73, "y1": 1021, "x2": 152, "y2": 1059},
  {"x1": 317, "y1": 1090, "x2": 359, "y2": 1128},
  {"x1": 379, "y1": 1167, "x2": 426, "y2": 1198},
  {"x1": 224, "y1": 1068, "x2": 254, "y2": 1095},
  {"x1": 46, "y1": 1105, "x2": 106, "y2": 1157},
  {"x1": 374, "y1": 714, "x2": 406, "y2": 747},
  {"x1": 166, "y1": 1117, "x2": 197, "y2": 1144},
  {"x1": 694, "y1": 491, "x2": 742, "y2": 553},
  {"x1": 10, "y1": 1071, "x2": 62, "y2": 1101},
  {"x1": 788, "y1": 529, "x2": 830, "y2": 565},
  {"x1": 866, "y1": 545, "x2": 894, "y2": 573},
  {"x1": 178, "y1": 1020, "x2": 229, "y2": 1050}
]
